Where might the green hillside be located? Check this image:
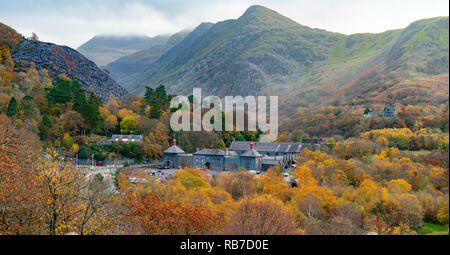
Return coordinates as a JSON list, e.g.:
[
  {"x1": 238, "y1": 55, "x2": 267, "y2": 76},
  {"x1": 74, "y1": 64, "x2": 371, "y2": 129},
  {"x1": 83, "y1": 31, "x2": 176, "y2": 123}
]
[
  {"x1": 106, "y1": 29, "x2": 192, "y2": 84},
  {"x1": 109, "y1": 5, "x2": 448, "y2": 114}
]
